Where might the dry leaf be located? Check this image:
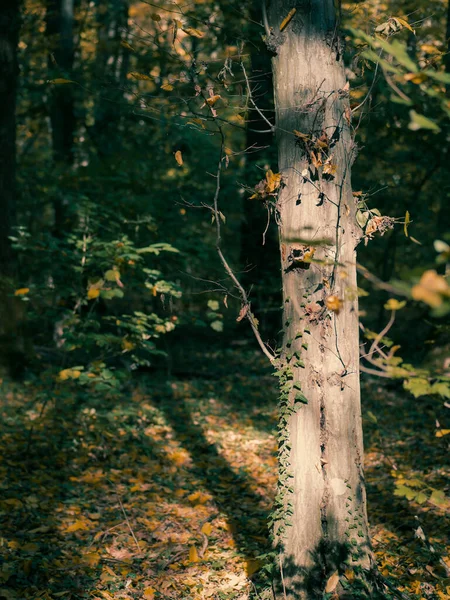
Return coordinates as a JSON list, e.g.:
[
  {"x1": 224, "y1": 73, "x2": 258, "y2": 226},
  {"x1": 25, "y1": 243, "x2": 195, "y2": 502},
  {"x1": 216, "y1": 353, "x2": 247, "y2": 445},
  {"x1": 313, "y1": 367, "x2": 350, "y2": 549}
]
[
  {"x1": 280, "y1": 8, "x2": 296, "y2": 32},
  {"x1": 161, "y1": 83, "x2": 174, "y2": 91},
  {"x1": 182, "y1": 27, "x2": 204, "y2": 38},
  {"x1": 325, "y1": 570, "x2": 340, "y2": 593},
  {"x1": 206, "y1": 94, "x2": 221, "y2": 106},
  {"x1": 128, "y1": 72, "x2": 151, "y2": 81},
  {"x1": 120, "y1": 40, "x2": 135, "y2": 51},
  {"x1": 236, "y1": 304, "x2": 248, "y2": 322},
  {"x1": 325, "y1": 295, "x2": 343, "y2": 313},
  {"x1": 48, "y1": 78, "x2": 75, "y2": 84},
  {"x1": 201, "y1": 522, "x2": 212, "y2": 535},
  {"x1": 174, "y1": 150, "x2": 183, "y2": 166},
  {"x1": 189, "y1": 545, "x2": 200, "y2": 562}
]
